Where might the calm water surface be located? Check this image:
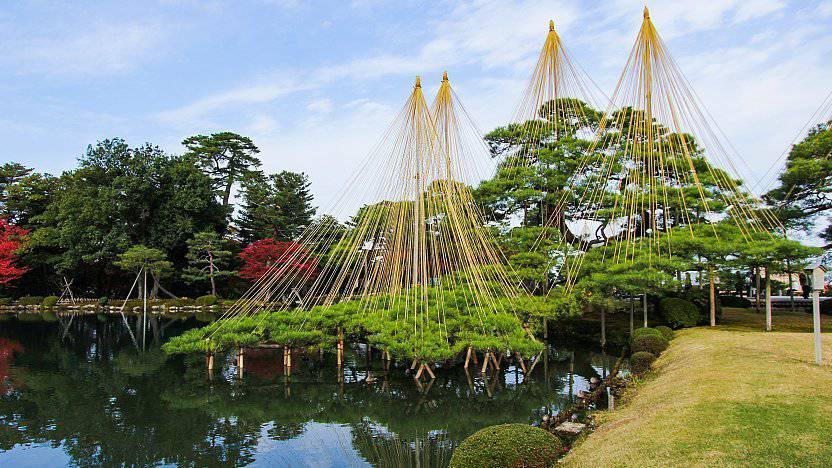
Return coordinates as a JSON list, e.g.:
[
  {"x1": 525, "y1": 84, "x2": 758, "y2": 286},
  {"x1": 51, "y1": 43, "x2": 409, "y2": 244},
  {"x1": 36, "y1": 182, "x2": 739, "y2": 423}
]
[{"x1": 0, "y1": 312, "x2": 618, "y2": 467}]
